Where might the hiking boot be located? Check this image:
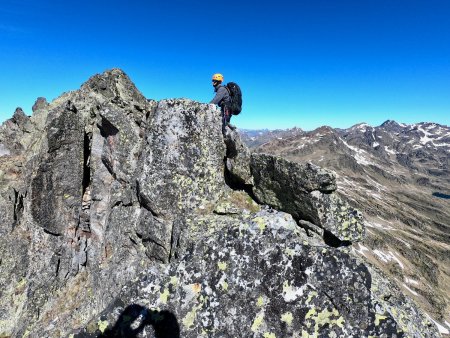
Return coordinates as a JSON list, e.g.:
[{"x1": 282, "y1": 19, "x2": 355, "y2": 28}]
[{"x1": 227, "y1": 123, "x2": 236, "y2": 130}]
